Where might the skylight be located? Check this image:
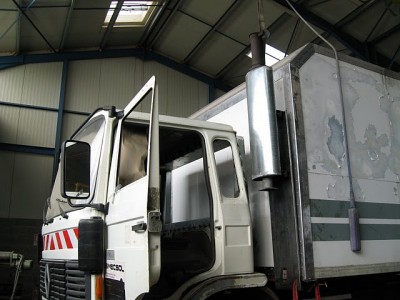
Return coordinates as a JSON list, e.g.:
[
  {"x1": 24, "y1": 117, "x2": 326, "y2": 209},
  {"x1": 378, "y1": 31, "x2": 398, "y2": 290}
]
[
  {"x1": 247, "y1": 44, "x2": 286, "y2": 67},
  {"x1": 104, "y1": 1, "x2": 155, "y2": 27}
]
